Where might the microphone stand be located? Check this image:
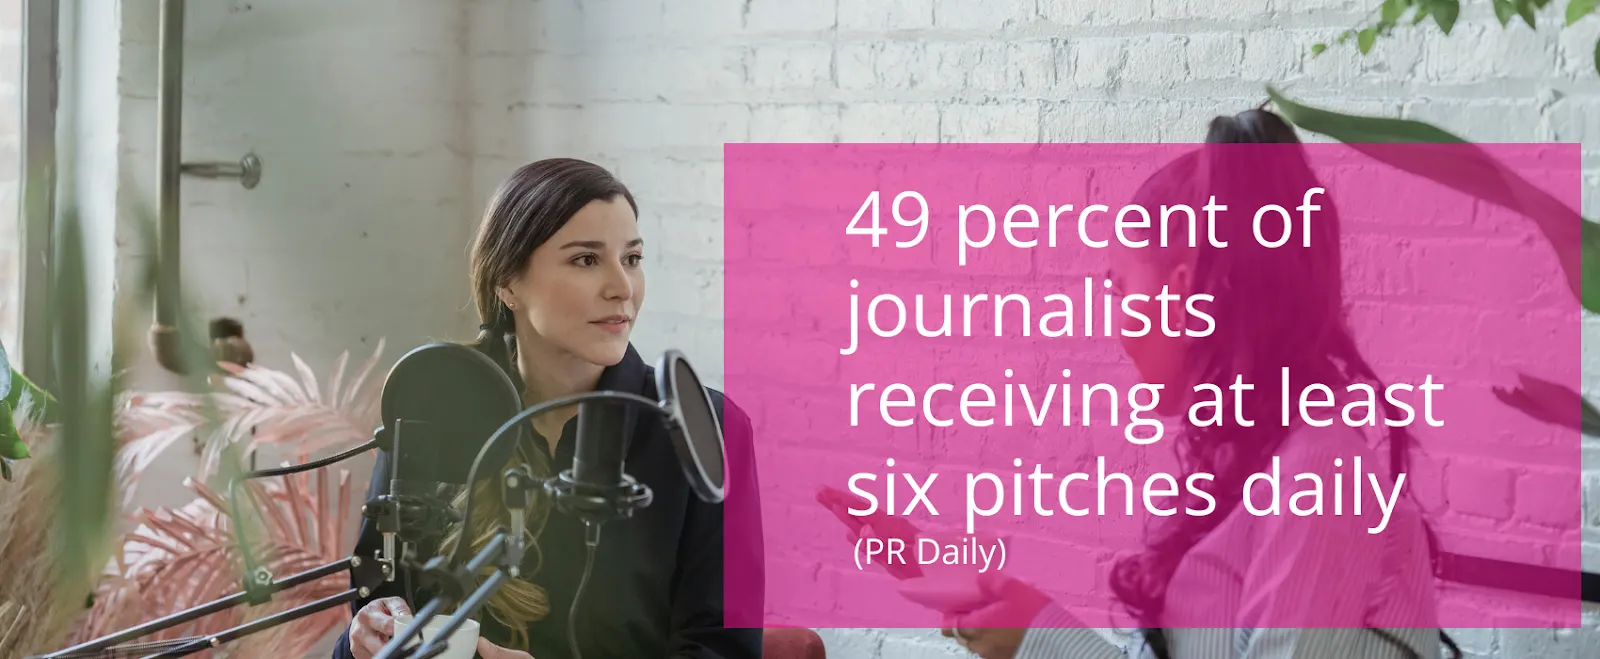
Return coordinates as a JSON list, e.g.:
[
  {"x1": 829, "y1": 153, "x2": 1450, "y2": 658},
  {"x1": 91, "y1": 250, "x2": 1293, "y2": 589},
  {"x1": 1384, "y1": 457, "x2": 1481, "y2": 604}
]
[
  {"x1": 30, "y1": 556, "x2": 381, "y2": 659},
  {"x1": 34, "y1": 437, "x2": 392, "y2": 659},
  {"x1": 231, "y1": 436, "x2": 383, "y2": 601},
  {"x1": 374, "y1": 392, "x2": 664, "y2": 659},
  {"x1": 40, "y1": 345, "x2": 721, "y2": 659},
  {"x1": 374, "y1": 468, "x2": 529, "y2": 659}
]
